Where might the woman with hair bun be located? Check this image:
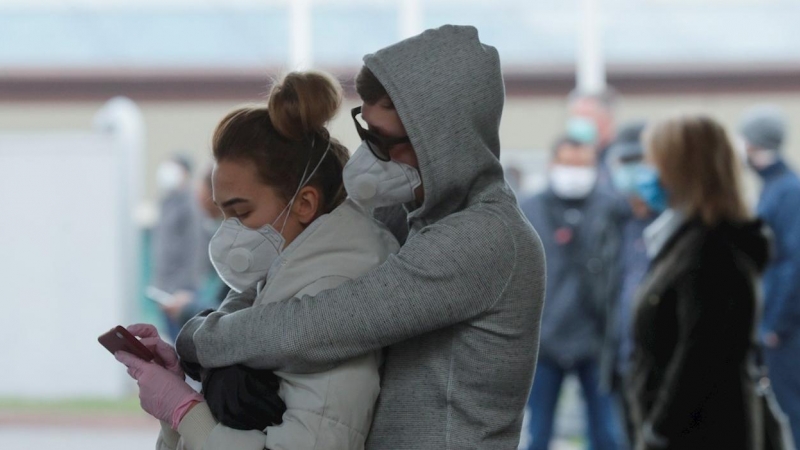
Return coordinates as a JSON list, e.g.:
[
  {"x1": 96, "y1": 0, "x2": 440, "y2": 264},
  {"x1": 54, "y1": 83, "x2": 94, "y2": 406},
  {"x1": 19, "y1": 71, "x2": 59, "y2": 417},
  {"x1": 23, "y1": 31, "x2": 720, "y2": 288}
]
[{"x1": 115, "y1": 71, "x2": 399, "y2": 450}]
